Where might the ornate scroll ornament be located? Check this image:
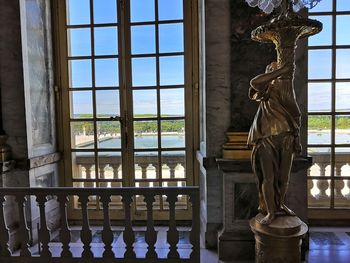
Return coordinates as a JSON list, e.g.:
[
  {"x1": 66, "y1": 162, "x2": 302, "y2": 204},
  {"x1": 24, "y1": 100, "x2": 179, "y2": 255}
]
[{"x1": 245, "y1": 0, "x2": 323, "y2": 14}]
